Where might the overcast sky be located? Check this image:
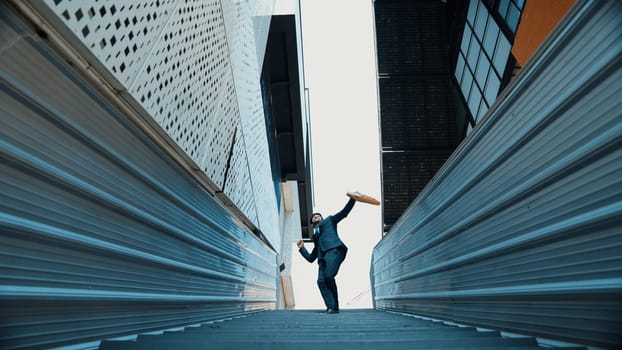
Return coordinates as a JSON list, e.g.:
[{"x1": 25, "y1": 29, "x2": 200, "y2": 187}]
[{"x1": 288, "y1": 0, "x2": 382, "y2": 310}]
